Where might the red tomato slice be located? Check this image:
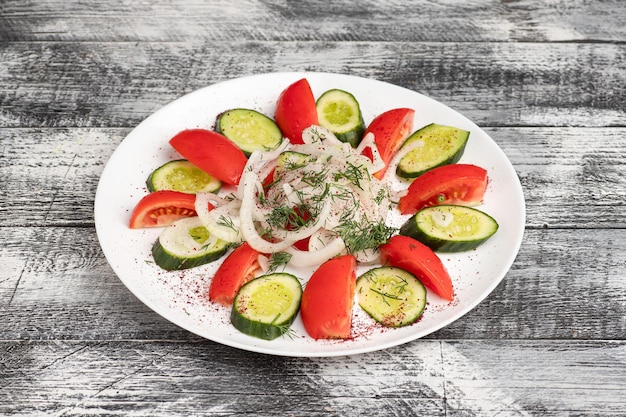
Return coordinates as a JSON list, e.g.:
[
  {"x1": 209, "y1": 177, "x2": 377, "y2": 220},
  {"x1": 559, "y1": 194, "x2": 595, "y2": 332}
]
[
  {"x1": 362, "y1": 108, "x2": 415, "y2": 178},
  {"x1": 300, "y1": 254, "x2": 357, "y2": 339},
  {"x1": 129, "y1": 190, "x2": 199, "y2": 228},
  {"x1": 209, "y1": 242, "x2": 261, "y2": 306},
  {"x1": 169, "y1": 129, "x2": 248, "y2": 185},
  {"x1": 398, "y1": 163, "x2": 488, "y2": 215},
  {"x1": 380, "y1": 235, "x2": 454, "y2": 301},
  {"x1": 274, "y1": 78, "x2": 319, "y2": 145}
]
